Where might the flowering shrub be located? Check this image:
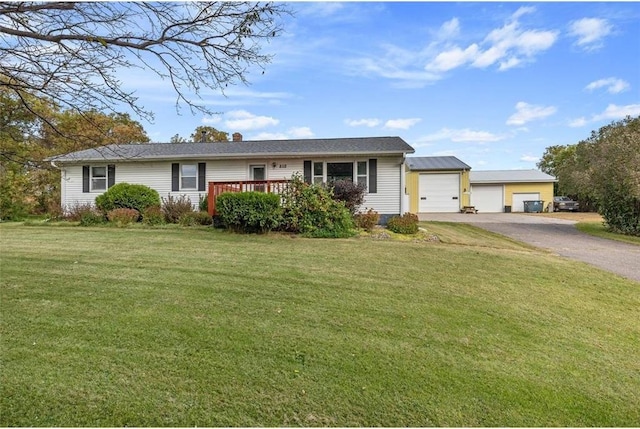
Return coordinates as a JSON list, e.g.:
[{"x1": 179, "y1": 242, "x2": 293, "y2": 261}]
[
  {"x1": 107, "y1": 208, "x2": 140, "y2": 226},
  {"x1": 386, "y1": 212, "x2": 419, "y2": 234},
  {"x1": 142, "y1": 205, "x2": 165, "y2": 225},
  {"x1": 162, "y1": 194, "x2": 193, "y2": 223},
  {"x1": 355, "y1": 208, "x2": 380, "y2": 232}
]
